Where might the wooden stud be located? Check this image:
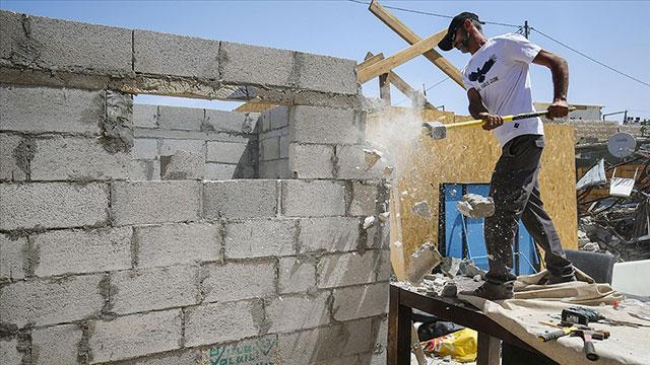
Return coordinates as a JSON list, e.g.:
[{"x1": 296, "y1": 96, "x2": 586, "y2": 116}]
[{"x1": 379, "y1": 73, "x2": 391, "y2": 104}]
